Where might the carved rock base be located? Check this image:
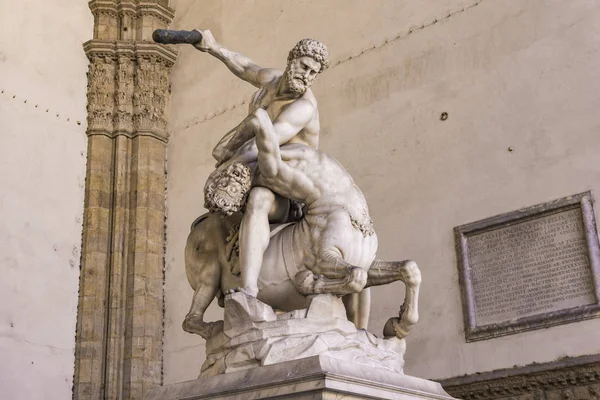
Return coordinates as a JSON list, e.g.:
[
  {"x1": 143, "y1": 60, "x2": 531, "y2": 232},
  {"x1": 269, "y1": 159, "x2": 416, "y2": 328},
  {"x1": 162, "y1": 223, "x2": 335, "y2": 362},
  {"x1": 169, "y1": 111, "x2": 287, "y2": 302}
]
[
  {"x1": 200, "y1": 292, "x2": 407, "y2": 377},
  {"x1": 145, "y1": 355, "x2": 455, "y2": 400}
]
